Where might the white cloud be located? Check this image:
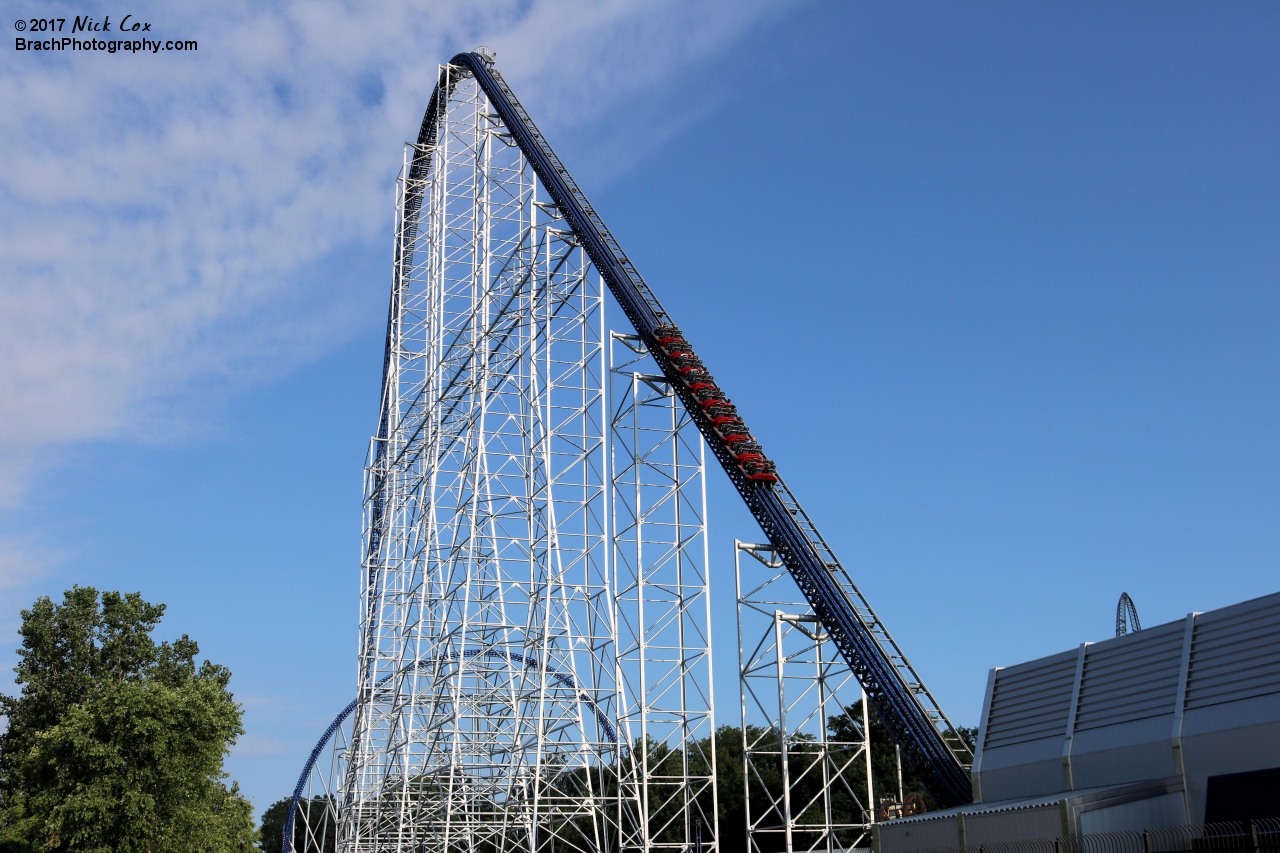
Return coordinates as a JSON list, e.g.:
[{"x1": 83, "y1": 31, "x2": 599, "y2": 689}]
[
  {"x1": 0, "y1": 536, "x2": 57, "y2": 598},
  {"x1": 0, "y1": 0, "x2": 790, "y2": 508},
  {"x1": 231, "y1": 733, "x2": 289, "y2": 758}
]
